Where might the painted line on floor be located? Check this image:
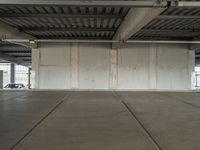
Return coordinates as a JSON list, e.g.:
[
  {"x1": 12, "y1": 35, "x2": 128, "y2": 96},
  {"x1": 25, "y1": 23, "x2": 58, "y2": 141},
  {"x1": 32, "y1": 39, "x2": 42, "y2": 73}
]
[
  {"x1": 10, "y1": 92, "x2": 72, "y2": 150},
  {"x1": 114, "y1": 92, "x2": 162, "y2": 150}
]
